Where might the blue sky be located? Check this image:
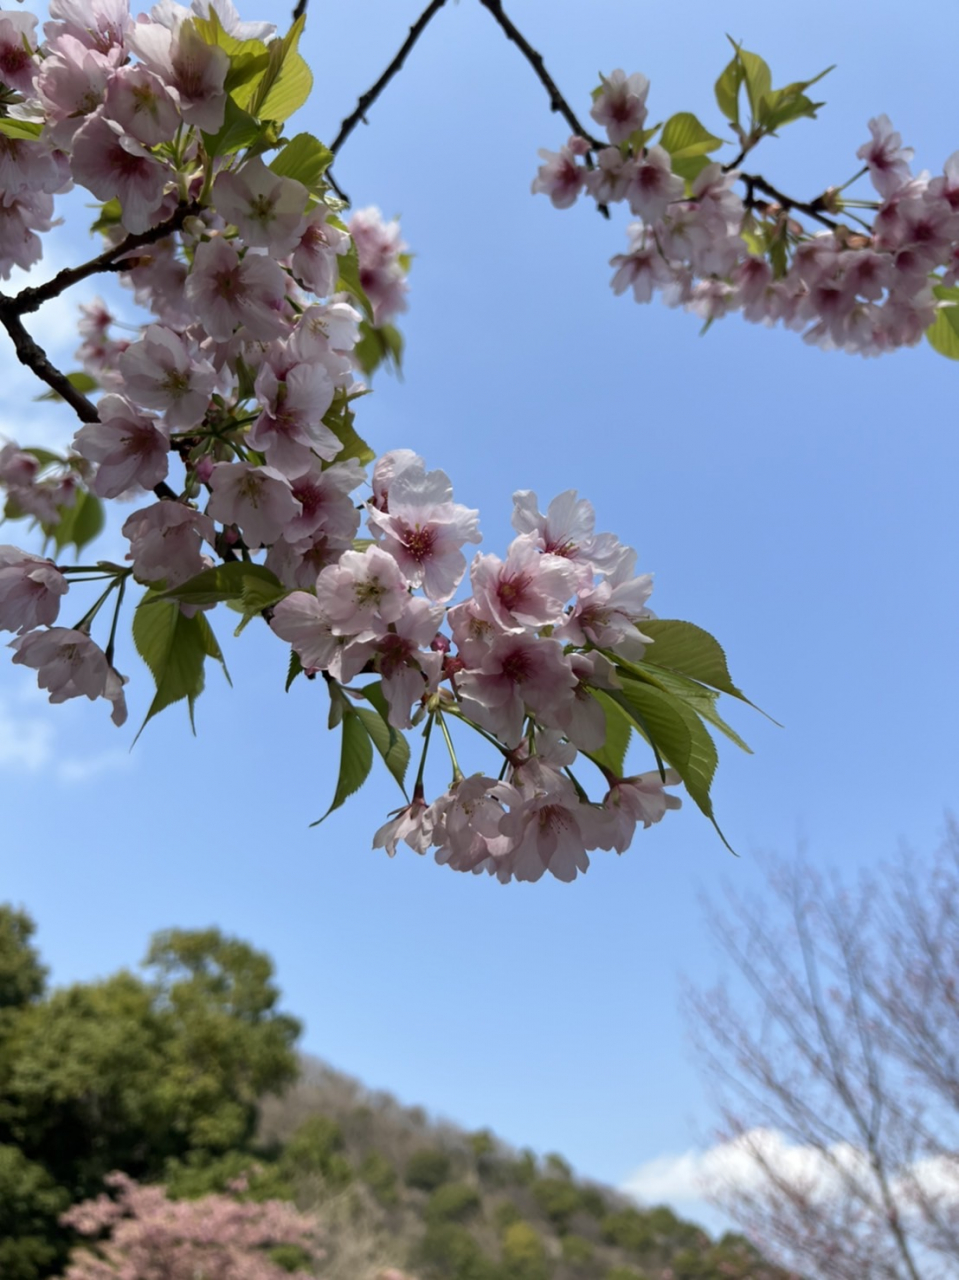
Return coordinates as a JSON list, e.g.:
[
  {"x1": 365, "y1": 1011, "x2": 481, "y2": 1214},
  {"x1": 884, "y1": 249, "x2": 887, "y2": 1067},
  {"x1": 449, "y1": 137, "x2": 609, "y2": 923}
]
[{"x1": 2, "y1": 0, "x2": 957, "y2": 1231}]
